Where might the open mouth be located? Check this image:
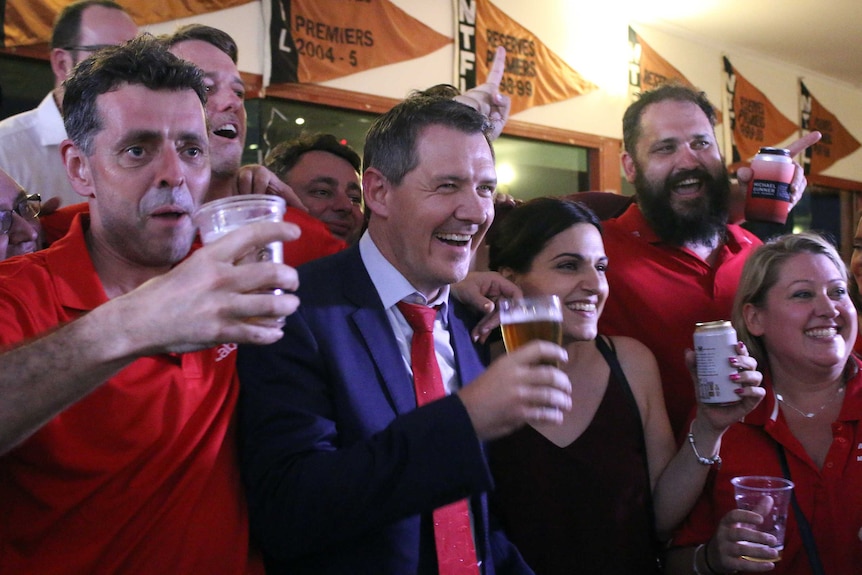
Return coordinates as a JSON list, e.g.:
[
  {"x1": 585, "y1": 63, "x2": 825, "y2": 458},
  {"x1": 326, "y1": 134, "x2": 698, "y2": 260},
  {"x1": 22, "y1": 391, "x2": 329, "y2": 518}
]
[
  {"x1": 566, "y1": 301, "x2": 597, "y2": 313},
  {"x1": 668, "y1": 169, "x2": 712, "y2": 196},
  {"x1": 672, "y1": 177, "x2": 703, "y2": 193},
  {"x1": 213, "y1": 123, "x2": 238, "y2": 139},
  {"x1": 805, "y1": 327, "x2": 838, "y2": 339},
  {"x1": 435, "y1": 232, "x2": 472, "y2": 247},
  {"x1": 151, "y1": 207, "x2": 189, "y2": 221}
]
